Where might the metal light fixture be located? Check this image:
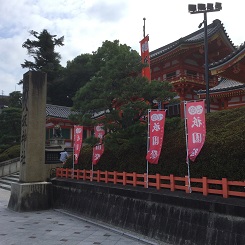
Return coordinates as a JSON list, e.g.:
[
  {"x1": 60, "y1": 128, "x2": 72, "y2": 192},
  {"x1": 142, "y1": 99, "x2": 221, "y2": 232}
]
[
  {"x1": 198, "y1": 4, "x2": 206, "y2": 11},
  {"x1": 215, "y1": 2, "x2": 222, "y2": 10},
  {"x1": 207, "y1": 3, "x2": 214, "y2": 10},
  {"x1": 198, "y1": 21, "x2": 204, "y2": 28},
  {"x1": 188, "y1": 2, "x2": 222, "y2": 113},
  {"x1": 188, "y1": 4, "x2": 196, "y2": 12},
  {"x1": 188, "y1": 2, "x2": 222, "y2": 13}
]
